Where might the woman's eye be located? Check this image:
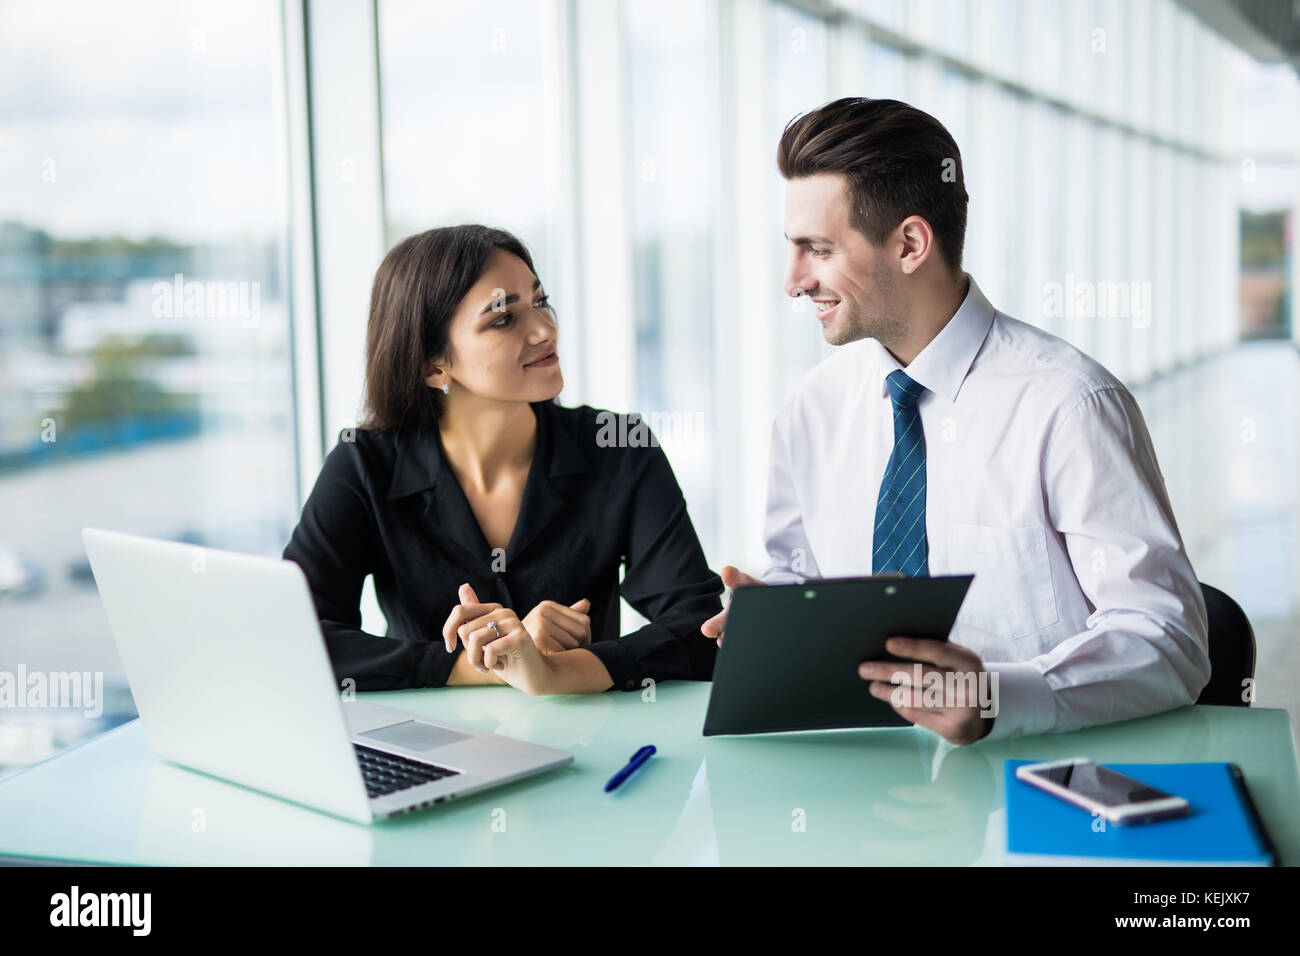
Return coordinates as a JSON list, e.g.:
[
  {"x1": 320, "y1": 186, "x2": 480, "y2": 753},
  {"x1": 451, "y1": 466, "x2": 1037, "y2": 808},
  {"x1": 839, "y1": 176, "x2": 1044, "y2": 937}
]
[
  {"x1": 533, "y1": 295, "x2": 551, "y2": 311},
  {"x1": 491, "y1": 312, "x2": 513, "y2": 328}
]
